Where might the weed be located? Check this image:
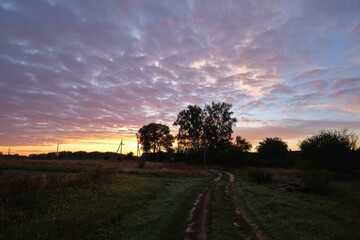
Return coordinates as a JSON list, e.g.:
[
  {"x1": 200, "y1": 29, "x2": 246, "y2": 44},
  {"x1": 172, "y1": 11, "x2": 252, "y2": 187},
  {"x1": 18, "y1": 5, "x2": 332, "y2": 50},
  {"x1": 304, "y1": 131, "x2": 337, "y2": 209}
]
[
  {"x1": 235, "y1": 169, "x2": 360, "y2": 239},
  {"x1": 245, "y1": 168, "x2": 273, "y2": 184},
  {"x1": 302, "y1": 169, "x2": 333, "y2": 194}
]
